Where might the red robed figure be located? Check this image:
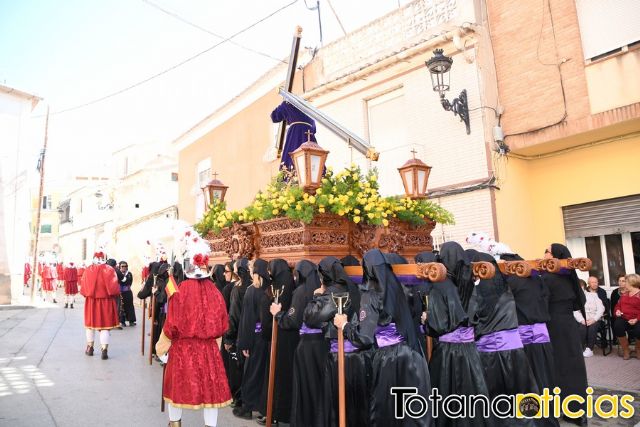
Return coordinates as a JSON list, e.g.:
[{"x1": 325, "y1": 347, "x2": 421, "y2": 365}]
[
  {"x1": 41, "y1": 265, "x2": 55, "y2": 292},
  {"x1": 162, "y1": 278, "x2": 231, "y2": 409},
  {"x1": 80, "y1": 264, "x2": 120, "y2": 330},
  {"x1": 64, "y1": 265, "x2": 79, "y2": 295}
]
